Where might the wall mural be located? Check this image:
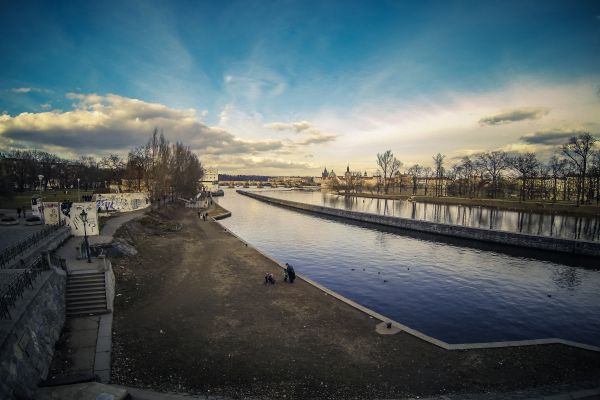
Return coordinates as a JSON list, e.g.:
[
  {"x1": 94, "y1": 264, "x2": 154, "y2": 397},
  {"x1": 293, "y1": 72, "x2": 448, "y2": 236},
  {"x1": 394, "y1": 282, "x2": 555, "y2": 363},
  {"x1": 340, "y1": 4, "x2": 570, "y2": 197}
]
[
  {"x1": 93, "y1": 193, "x2": 150, "y2": 212},
  {"x1": 61, "y1": 202, "x2": 99, "y2": 236},
  {"x1": 43, "y1": 202, "x2": 61, "y2": 225}
]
